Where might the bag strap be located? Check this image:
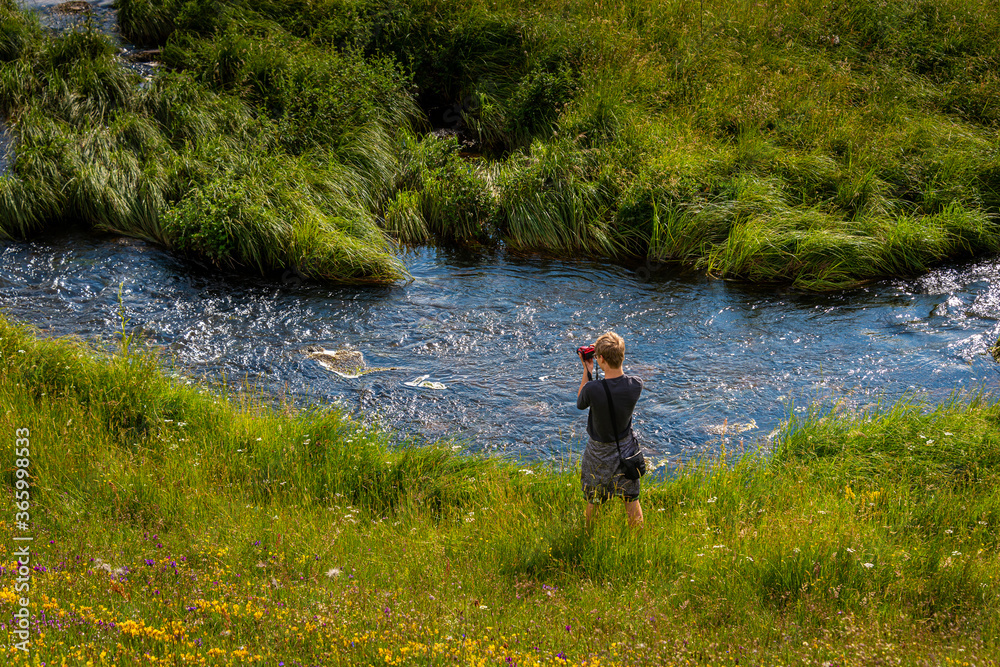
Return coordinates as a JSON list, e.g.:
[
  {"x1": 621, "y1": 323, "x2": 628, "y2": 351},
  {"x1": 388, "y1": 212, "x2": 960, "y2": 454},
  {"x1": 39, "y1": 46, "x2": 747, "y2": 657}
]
[{"x1": 600, "y1": 379, "x2": 624, "y2": 460}]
